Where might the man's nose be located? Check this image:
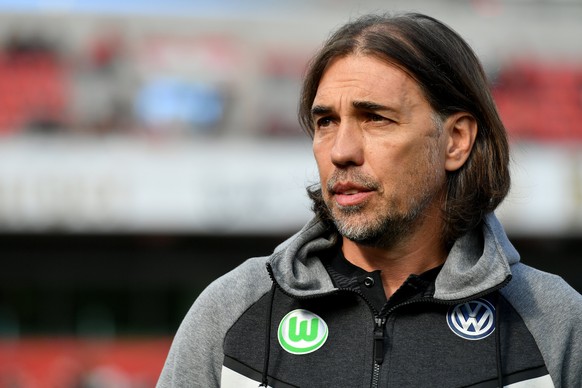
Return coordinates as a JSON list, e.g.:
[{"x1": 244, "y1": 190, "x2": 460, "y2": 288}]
[{"x1": 330, "y1": 120, "x2": 364, "y2": 167}]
